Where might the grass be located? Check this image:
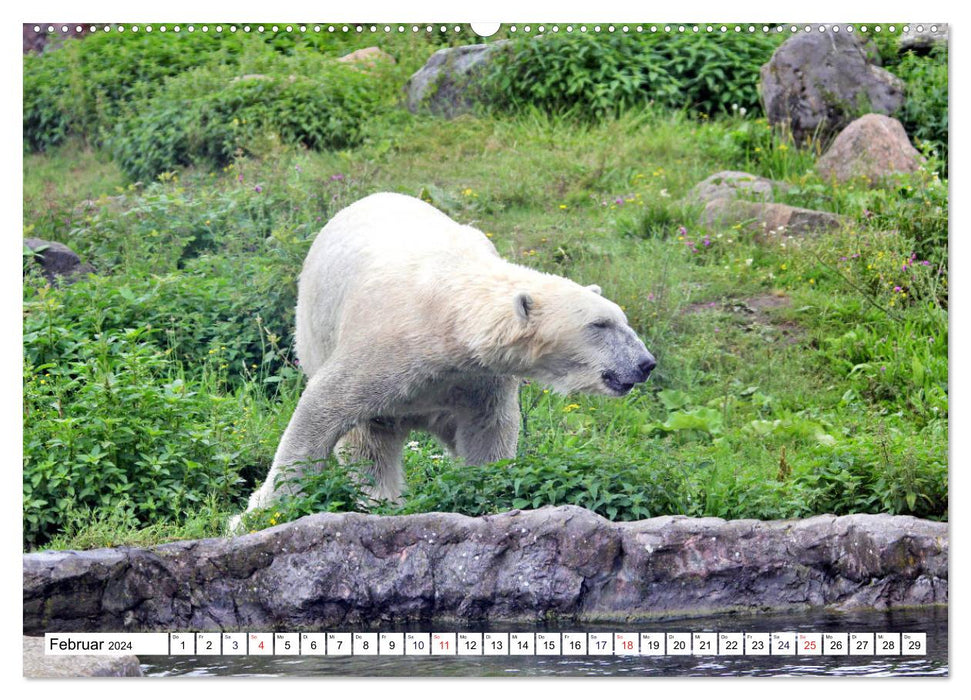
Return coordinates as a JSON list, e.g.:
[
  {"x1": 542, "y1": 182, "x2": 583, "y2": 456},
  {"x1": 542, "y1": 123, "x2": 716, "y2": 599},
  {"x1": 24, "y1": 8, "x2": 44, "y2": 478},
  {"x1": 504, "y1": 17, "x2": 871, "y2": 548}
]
[{"x1": 23, "y1": 104, "x2": 947, "y2": 550}]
